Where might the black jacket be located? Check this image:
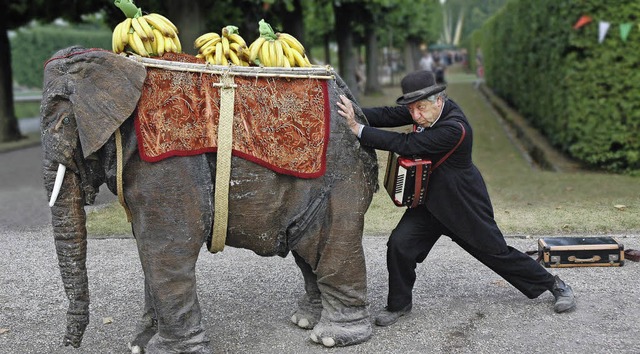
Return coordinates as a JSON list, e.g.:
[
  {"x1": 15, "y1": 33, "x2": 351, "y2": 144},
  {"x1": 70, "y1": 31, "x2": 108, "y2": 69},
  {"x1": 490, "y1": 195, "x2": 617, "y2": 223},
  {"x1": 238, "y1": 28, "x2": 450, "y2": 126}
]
[{"x1": 361, "y1": 99, "x2": 508, "y2": 253}]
